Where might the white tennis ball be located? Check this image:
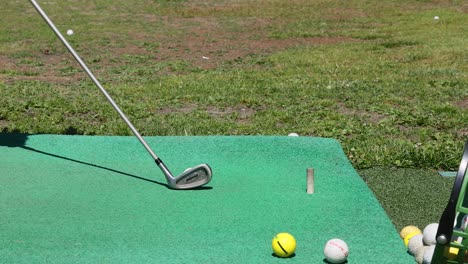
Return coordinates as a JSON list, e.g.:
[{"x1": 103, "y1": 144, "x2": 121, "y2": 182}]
[
  {"x1": 324, "y1": 238, "x2": 349, "y2": 264},
  {"x1": 423, "y1": 223, "x2": 439, "y2": 245},
  {"x1": 408, "y1": 234, "x2": 424, "y2": 256},
  {"x1": 67, "y1": 29, "x2": 74, "y2": 36},
  {"x1": 288, "y1": 133, "x2": 299, "y2": 137},
  {"x1": 423, "y1": 245, "x2": 435, "y2": 264}
]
